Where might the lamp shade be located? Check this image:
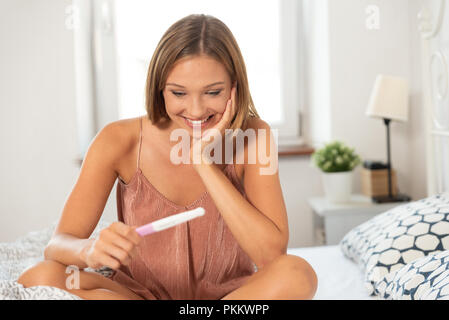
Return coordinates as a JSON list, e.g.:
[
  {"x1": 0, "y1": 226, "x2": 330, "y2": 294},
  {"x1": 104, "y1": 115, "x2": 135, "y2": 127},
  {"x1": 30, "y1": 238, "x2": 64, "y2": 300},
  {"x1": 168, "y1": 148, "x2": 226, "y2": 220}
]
[{"x1": 366, "y1": 75, "x2": 409, "y2": 122}]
